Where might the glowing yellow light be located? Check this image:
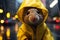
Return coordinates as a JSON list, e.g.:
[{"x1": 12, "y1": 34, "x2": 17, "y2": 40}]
[
  {"x1": 6, "y1": 12, "x2": 10, "y2": 18},
  {"x1": 0, "y1": 35, "x2": 3, "y2": 40},
  {"x1": 0, "y1": 9, "x2": 3, "y2": 13},
  {"x1": 1, "y1": 26, "x2": 4, "y2": 34},
  {"x1": 1, "y1": 26, "x2": 4, "y2": 31},
  {"x1": 15, "y1": 15, "x2": 18, "y2": 18},
  {"x1": 0, "y1": 20, "x2": 4, "y2": 24},
  {"x1": 53, "y1": 17, "x2": 56, "y2": 21},
  {"x1": 15, "y1": 23, "x2": 18, "y2": 32},
  {"x1": 6, "y1": 28, "x2": 10, "y2": 38},
  {"x1": 12, "y1": 17, "x2": 16, "y2": 20}
]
